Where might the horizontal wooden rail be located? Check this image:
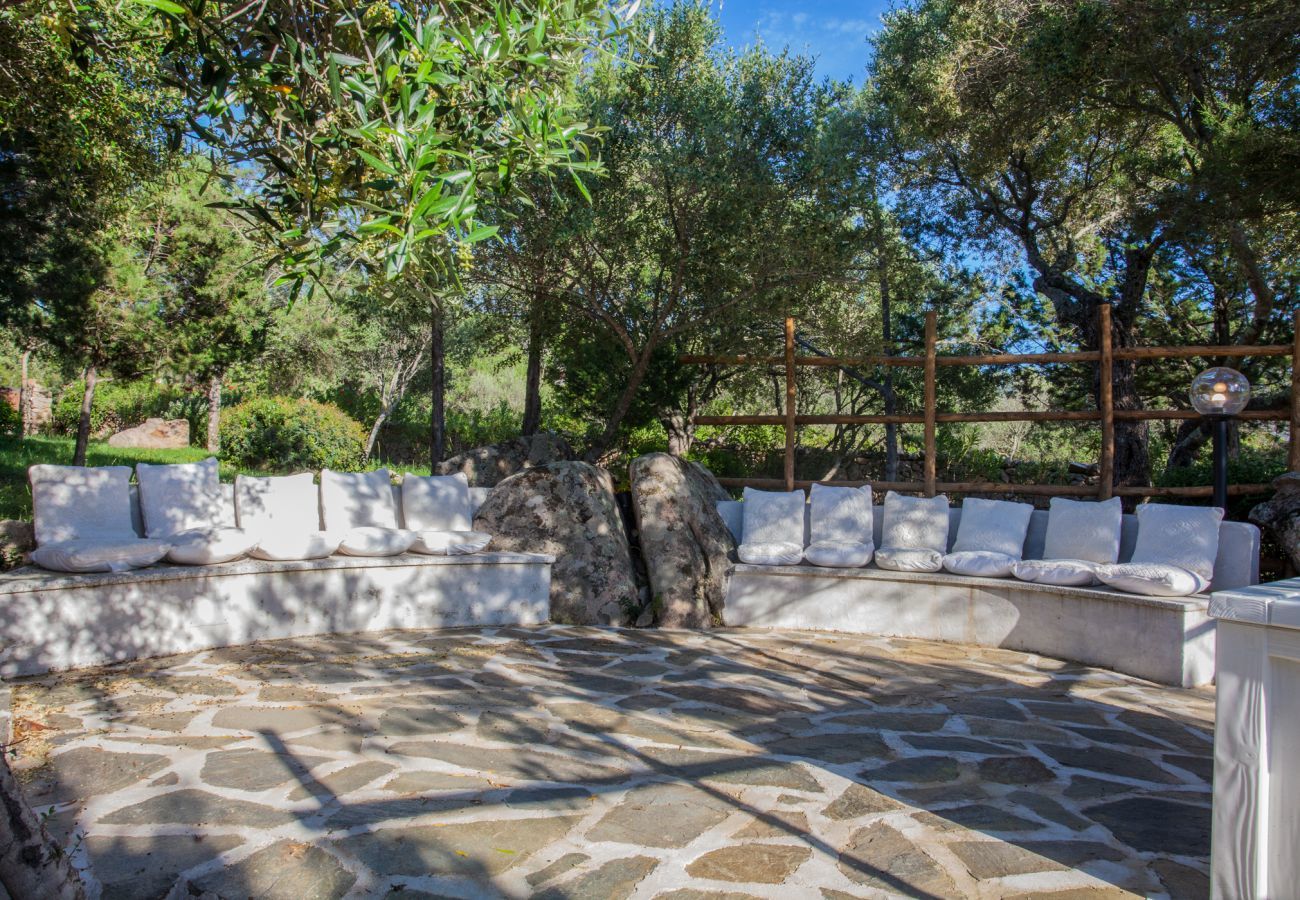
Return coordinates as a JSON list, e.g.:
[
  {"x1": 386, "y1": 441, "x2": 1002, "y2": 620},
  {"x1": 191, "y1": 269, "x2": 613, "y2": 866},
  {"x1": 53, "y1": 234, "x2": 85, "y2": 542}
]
[
  {"x1": 695, "y1": 409, "x2": 1290, "y2": 428},
  {"x1": 679, "y1": 344, "x2": 1291, "y2": 369},
  {"x1": 716, "y1": 476, "x2": 1273, "y2": 498}
]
